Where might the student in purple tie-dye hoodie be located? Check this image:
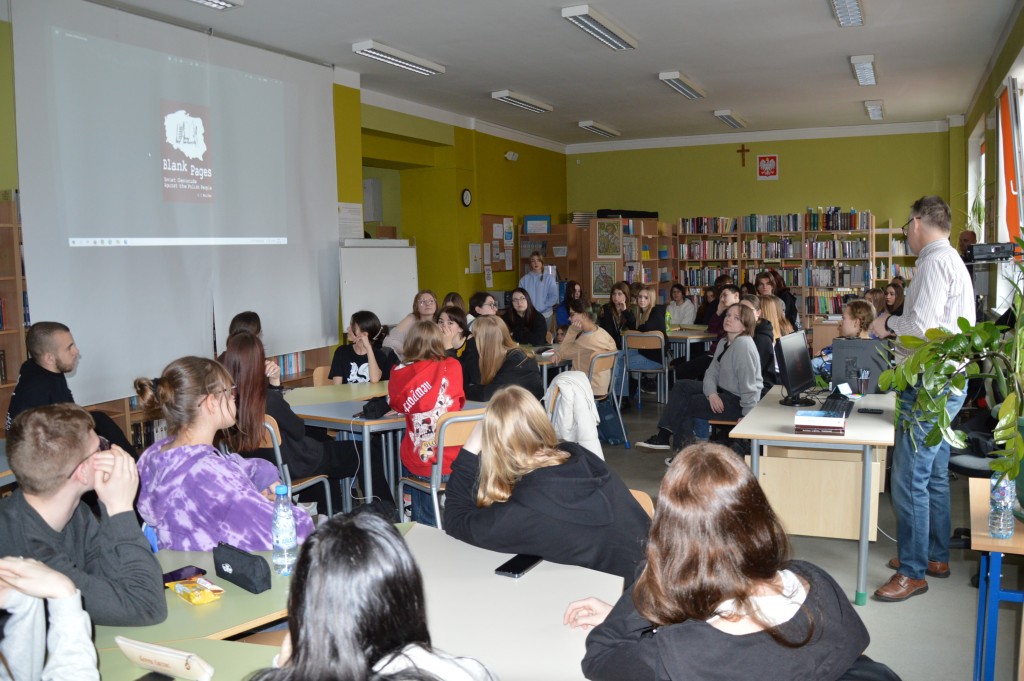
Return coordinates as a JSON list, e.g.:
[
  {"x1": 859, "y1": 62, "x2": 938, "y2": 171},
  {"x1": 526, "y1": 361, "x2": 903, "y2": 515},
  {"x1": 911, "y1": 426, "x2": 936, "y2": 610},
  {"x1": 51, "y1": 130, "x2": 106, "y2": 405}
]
[{"x1": 134, "y1": 356, "x2": 313, "y2": 552}]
